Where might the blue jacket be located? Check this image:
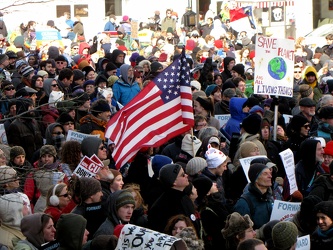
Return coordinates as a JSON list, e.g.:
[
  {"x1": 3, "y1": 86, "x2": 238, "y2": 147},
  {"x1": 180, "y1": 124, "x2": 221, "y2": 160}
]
[
  {"x1": 104, "y1": 21, "x2": 116, "y2": 31},
  {"x1": 233, "y1": 183, "x2": 273, "y2": 229},
  {"x1": 223, "y1": 97, "x2": 247, "y2": 138}
]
